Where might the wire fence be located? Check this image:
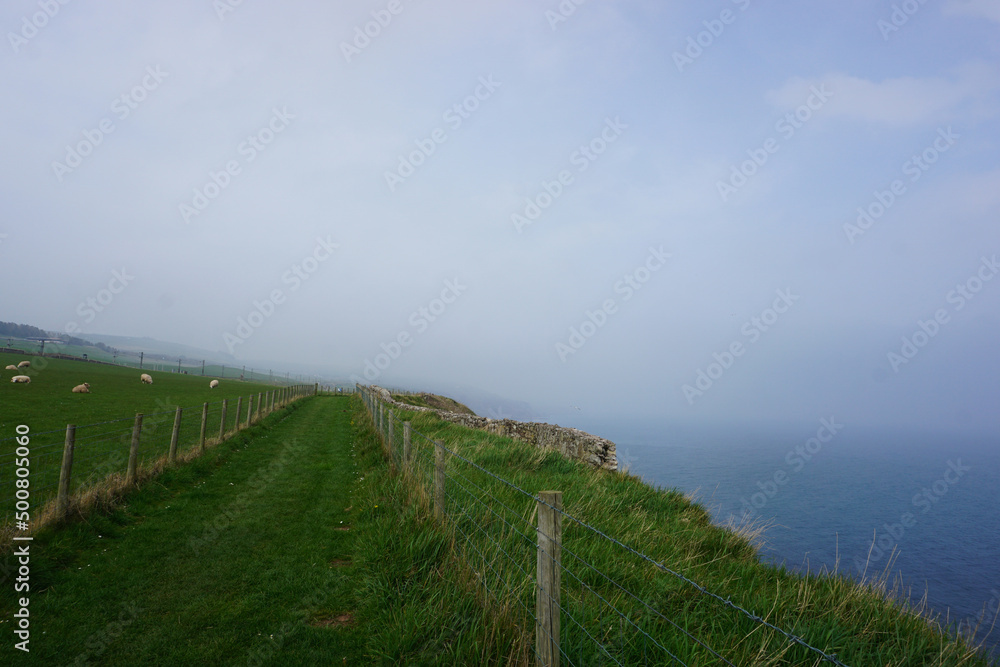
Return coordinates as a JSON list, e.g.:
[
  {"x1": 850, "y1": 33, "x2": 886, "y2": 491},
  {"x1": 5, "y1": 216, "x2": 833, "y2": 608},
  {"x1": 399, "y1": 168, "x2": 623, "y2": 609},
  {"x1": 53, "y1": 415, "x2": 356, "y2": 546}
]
[
  {"x1": 359, "y1": 385, "x2": 852, "y2": 666},
  {"x1": 1, "y1": 338, "x2": 320, "y2": 385},
  {"x1": 0, "y1": 384, "x2": 317, "y2": 533}
]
